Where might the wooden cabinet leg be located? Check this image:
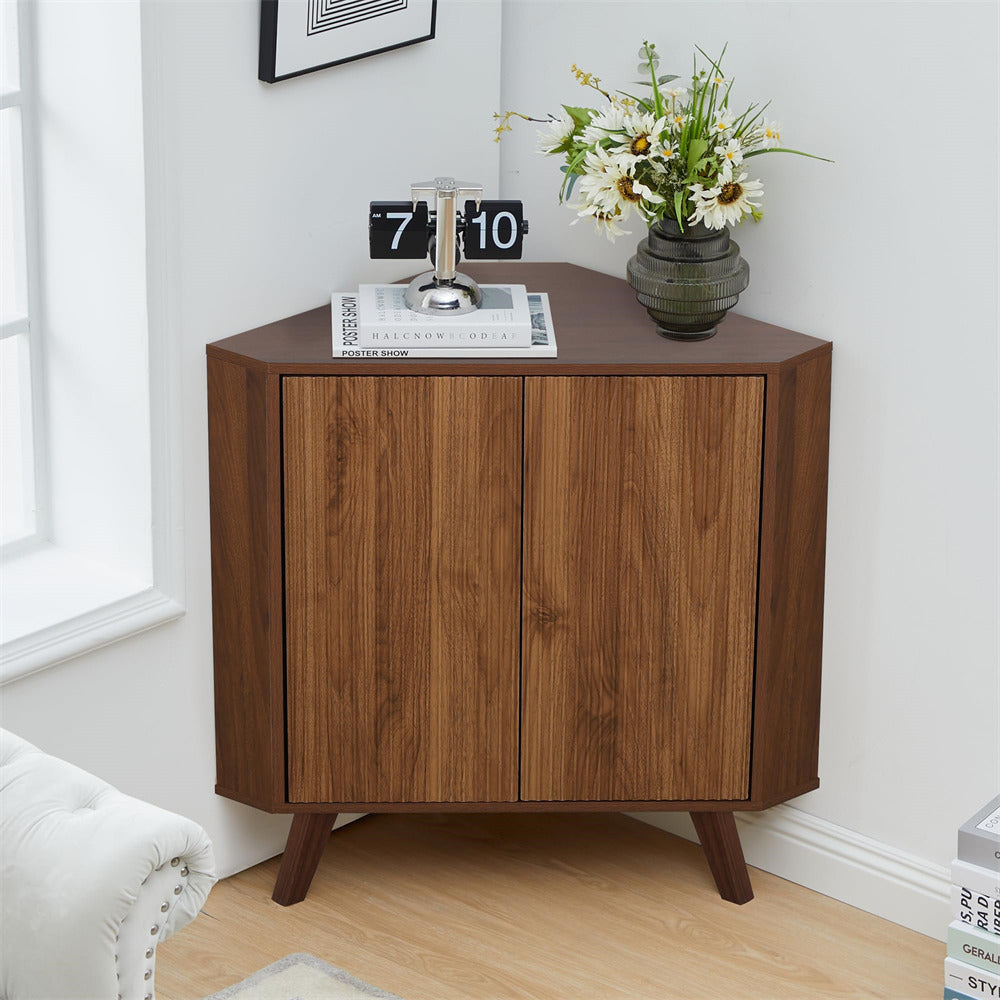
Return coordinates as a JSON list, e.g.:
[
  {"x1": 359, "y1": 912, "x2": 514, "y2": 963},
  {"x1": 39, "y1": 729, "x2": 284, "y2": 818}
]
[
  {"x1": 272, "y1": 812, "x2": 338, "y2": 906},
  {"x1": 690, "y1": 811, "x2": 754, "y2": 904}
]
